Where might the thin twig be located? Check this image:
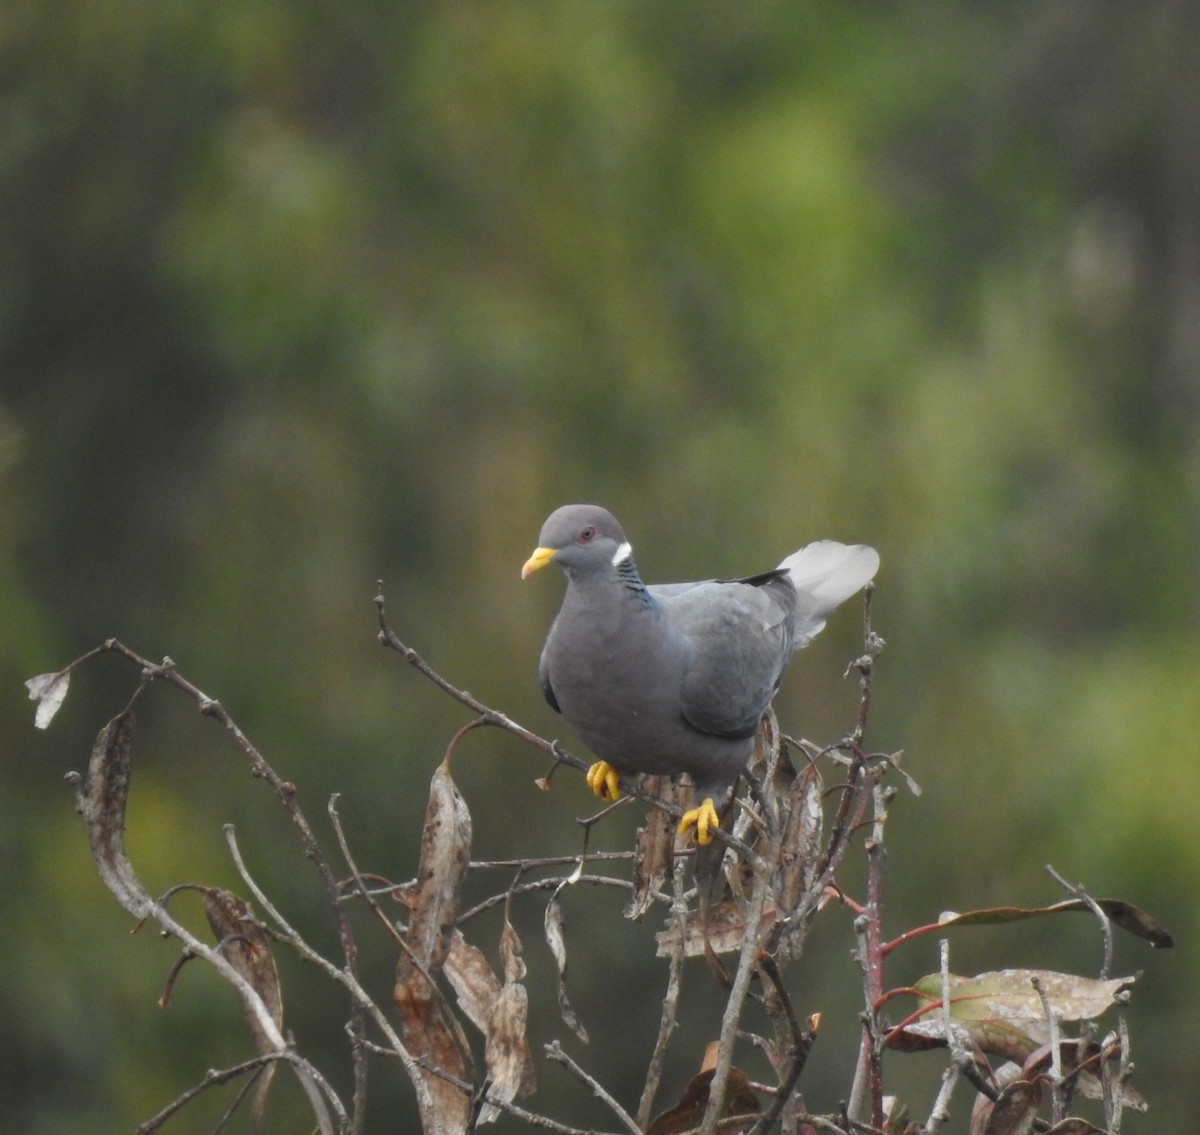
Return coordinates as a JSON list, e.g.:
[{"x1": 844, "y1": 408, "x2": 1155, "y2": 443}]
[
  {"x1": 66, "y1": 731, "x2": 339, "y2": 1134},
  {"x1": 745, "y1": 956, "x2": 819, "y2": 1135},
  {"x1": 1031, "y1": 973, "x2": 1065, "y2": 1124},
  {"x1": 813, "y1": 591, "x2": 885, "y2": 891},
  {"x1": 328, "y1": 794, "x2": 478, "y2": 1085},
  {"x1": 135, "y1": 1053, "x2": 282, "y2": 1134},
  {"x1": 222, "y1": 825, "x2": 440, "y2": 1134},
  {"x1": 700, "y1": 830, "x2": 776, "y2": 1135},
  {"x1": 921, "y1": 939, "x2": 962, "y2": 1132},
  {"x1": 79, "y1": 639, "x2": 370, "y2": 1135},
  {"x1": 845, "y1": 584, "x2": 884, "y2": 746},
  {"x1": 417, "y1": 1051, "x2": 627, "y2": 1135},
  {"x1": 797, "y1": 1118, "x2": 854, "y2": 1134},
  {"x1": 208, "y1": 1062, "x2": 263, "y2": 1135},
  {"x1": 490, "y1": 1099, "x2": 627, "y2": 1135},
  {"x1": 637, "y1": 855, "x2": 690, "y2": 1128},
  {"x1": 545, "y1": 1040, "x2": 643, "y2": 1135},
  {"x1": 457, "y1": 873, "x2": 642, "y2": 925},
  {"x1": 470, "y1": 851, "x2": 636, "y2": 870},
  {"x1": 1045, "y1": 863, "x2": 1114, "y2": 979},
  {"x1": 810, "y1": 746, "x2": 867, "y2": 895},
  {"x1": 1109, "y1": 1014, "x2": 1133, "y2": 1135},
  {"x1": 846, "y1": 774, "x2": 889, "y2": 1128},
  {"x1": 329, "y1": 794, "x2": 409, "y2": 949}
]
